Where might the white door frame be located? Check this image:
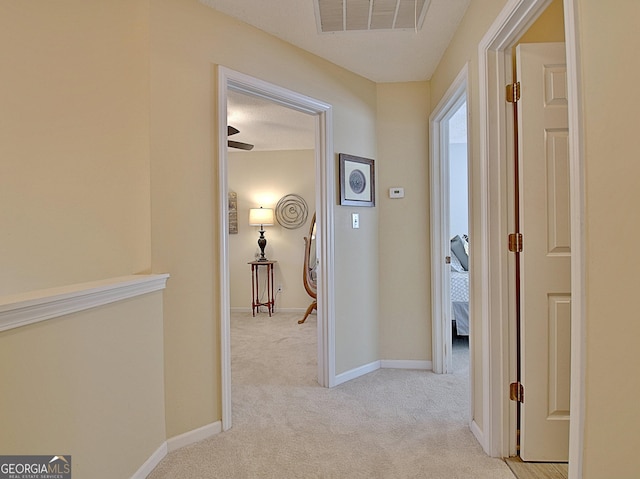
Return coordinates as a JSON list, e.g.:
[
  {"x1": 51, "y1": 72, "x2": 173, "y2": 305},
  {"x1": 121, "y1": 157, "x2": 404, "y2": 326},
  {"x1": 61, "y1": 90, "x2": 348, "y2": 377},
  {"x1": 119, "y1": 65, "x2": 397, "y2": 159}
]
[
  {"x1": 430, "y1": 63, "x2": 470, "y2": 376},
  {"x1": 477, "y1": 0, "x2": 585, "y2": 476},
  {"x1": 216, "y1": 67, "x2": 336, "y2": 431}
]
